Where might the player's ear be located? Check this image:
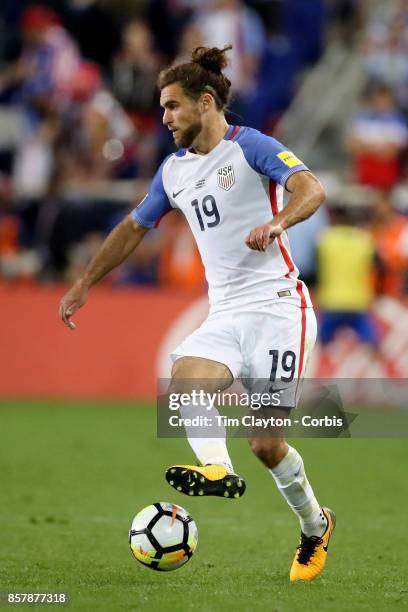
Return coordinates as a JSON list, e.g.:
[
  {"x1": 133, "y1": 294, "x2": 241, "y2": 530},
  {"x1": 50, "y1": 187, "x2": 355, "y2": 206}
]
[{"x1": 199, "y1": 92, "x2": 213, "y2": 113}]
